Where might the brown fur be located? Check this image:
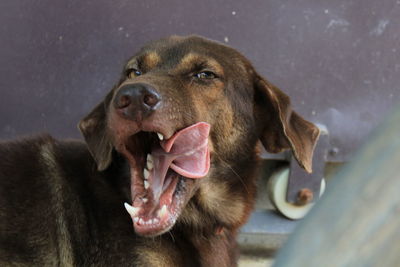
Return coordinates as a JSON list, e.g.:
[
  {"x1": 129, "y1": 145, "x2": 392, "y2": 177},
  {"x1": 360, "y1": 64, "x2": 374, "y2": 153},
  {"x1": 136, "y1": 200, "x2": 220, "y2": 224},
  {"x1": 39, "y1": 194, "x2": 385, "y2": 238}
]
[{"x1": 0, "y1": 35, "x2": 319, "y2": 266}]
